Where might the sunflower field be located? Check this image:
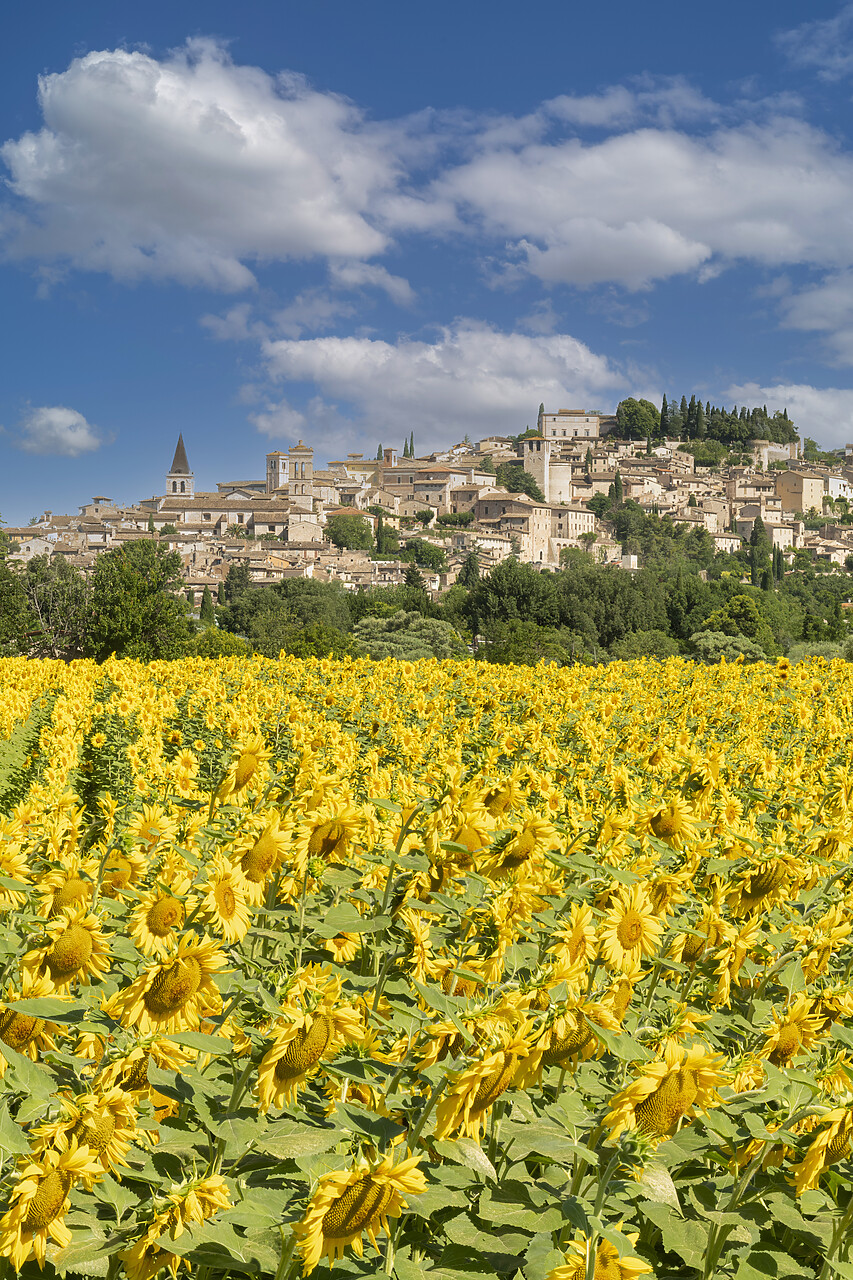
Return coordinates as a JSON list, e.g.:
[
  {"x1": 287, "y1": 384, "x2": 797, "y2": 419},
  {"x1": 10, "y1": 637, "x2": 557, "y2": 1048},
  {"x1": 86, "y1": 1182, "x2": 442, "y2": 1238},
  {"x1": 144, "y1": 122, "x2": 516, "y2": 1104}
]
[{"x1": 1, "y1": 653, "x2": 853, "y2": 1280}]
